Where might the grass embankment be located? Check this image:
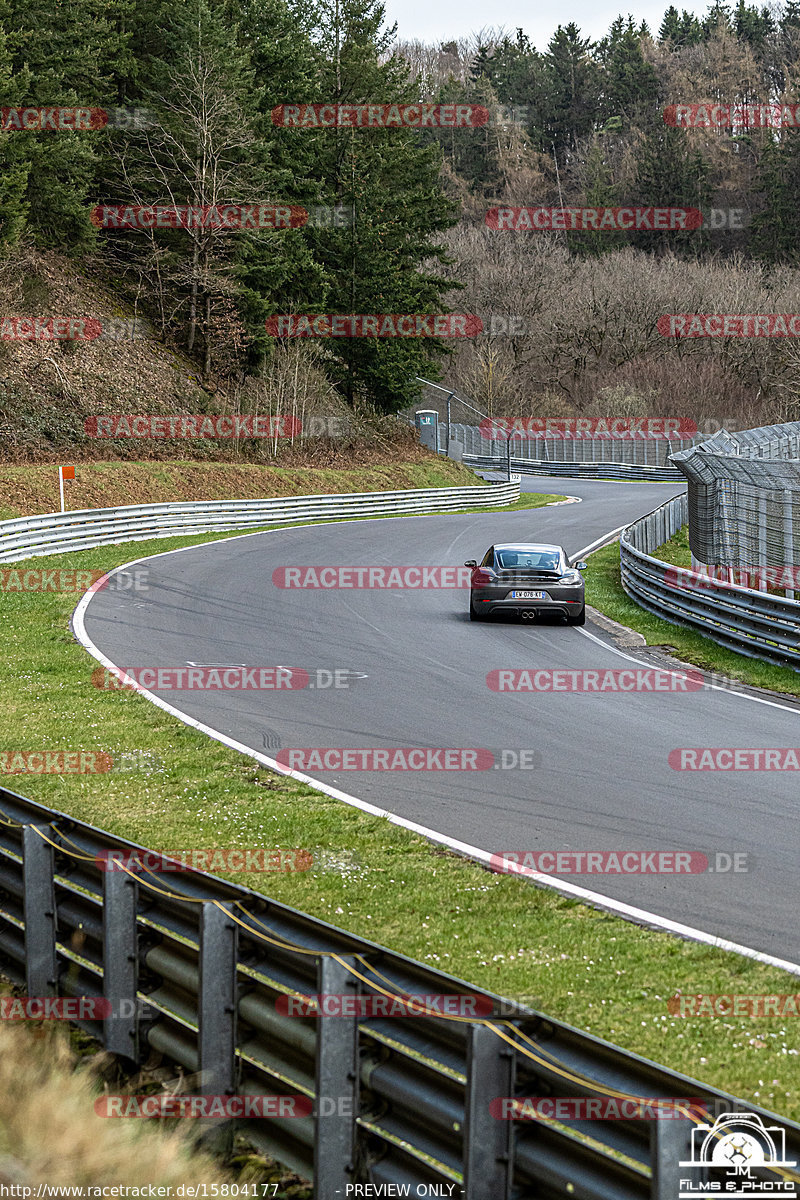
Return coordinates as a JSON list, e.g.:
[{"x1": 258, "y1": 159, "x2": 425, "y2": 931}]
[
  {"x1": 586, "y1": 525, "x2": 800, "y2": 697},
  {"x1": 0, "y1": 457, "x2": 481, "y2": 520},
  {"x1": 0, "y1": 476, "x2": 797, "y2": 1123}
]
